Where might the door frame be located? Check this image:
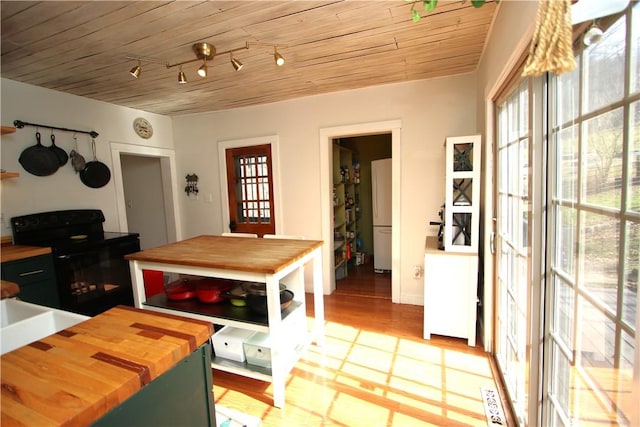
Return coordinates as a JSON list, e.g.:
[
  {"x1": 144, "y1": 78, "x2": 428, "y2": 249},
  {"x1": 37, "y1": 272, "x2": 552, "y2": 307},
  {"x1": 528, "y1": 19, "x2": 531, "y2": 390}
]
[
  {"x1": 319, "y1": 120, "x2": 401, "y2": 301},
  {"x1": 110, "y1": 142, "x2": 182, "y2": 243},
  {"x1": 217, "y1": 135, "x2": 282, "y2": 234}
]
